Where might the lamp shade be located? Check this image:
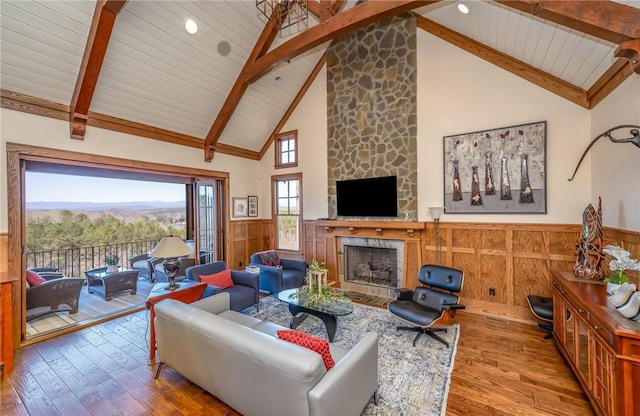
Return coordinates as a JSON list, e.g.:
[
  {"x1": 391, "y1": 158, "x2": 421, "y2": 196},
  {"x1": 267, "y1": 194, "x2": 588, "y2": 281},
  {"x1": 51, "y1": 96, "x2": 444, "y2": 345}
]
[
  {"x1": 150, "y1": 236, "x2": 192, "y2": 258},
  {"x1": 428, "y1": 207, "x2": 444, "y2": 220}
]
